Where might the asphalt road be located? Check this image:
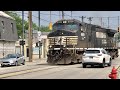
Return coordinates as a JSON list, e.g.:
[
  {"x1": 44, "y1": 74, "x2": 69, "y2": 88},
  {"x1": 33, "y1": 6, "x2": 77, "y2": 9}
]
[{"x1": 2, "y1": 56, "x2": 120, "y2": 79}]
